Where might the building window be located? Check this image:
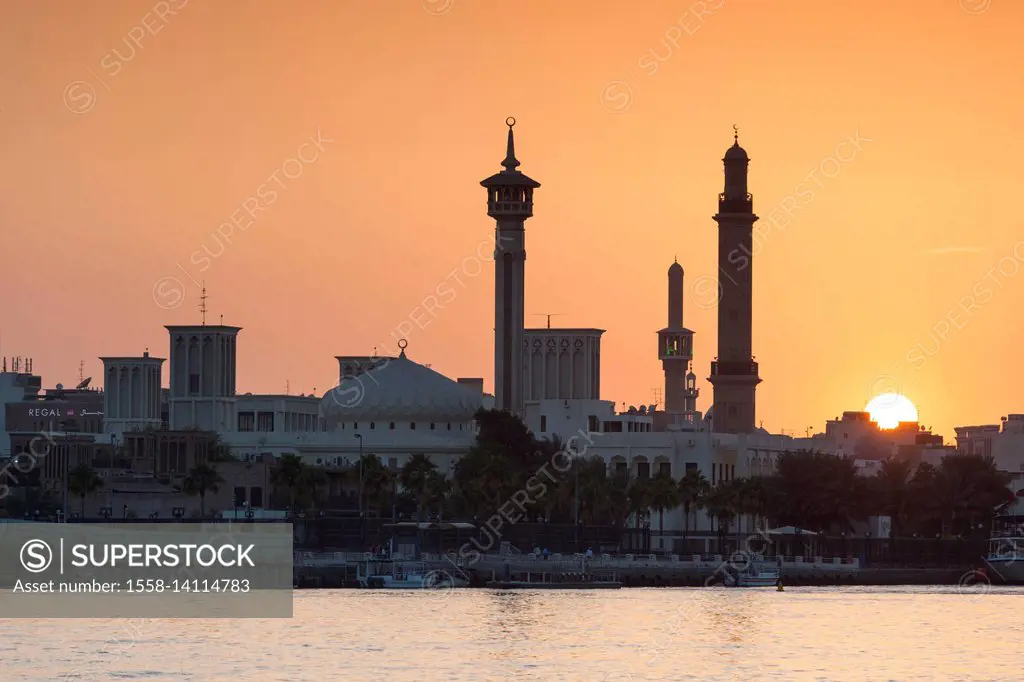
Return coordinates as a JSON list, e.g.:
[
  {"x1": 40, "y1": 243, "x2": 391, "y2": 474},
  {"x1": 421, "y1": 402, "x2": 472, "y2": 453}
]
[
  {"x1": 540, "y1": 416, "x2": 547, "y2": 432},
  {"x1": 389, "y1": 422, "x2": 395, "y2": 430},
  {"x1": 238, "y1": 412, "x2": 254, "y2": 432},
  {"x1": 685, "y1": 462, "x2": 698, "y2": 473},
  {"x1": 233, "y1": 486, "x2": 246, "y2": 506},
  {"x1": 637, "y1": 462, "x2": 650, "y2": 479},
  {"x1": 659, "y1": 462, "x2": 671, "y2": 476},
  {"x1": 388, "y1": 457, "x2": 398, "y2": 470},
  {"x1": 370, "y1": 422, "x2": 375, "y2": 430},
  {"x1": 430, "y1": 423, "x2": 435, "y2": 430},
  {"x1": 256, "y1": 412, "x2": 274, "y2": 432},
  {"x1": 447, "y1": 423, "x2": 451, "y2": 431},
  {"x1": 188, "y1": 373, "x2": 200, "y2": 394},
  {"x1": 410, "y1": 422, "x2": 416, "y2": 430},
  {"x1": 588, "y1": 415, "x2": 598, "y2": 432},
  {"x1": 731, "y1": 464, "x2": 735, "y2": 479},
  {"x1": 250, "y1": 486, "x2": 264, "y2": 508},
  {"x1": 712, "y1": 463, "x2": 716, "y2": 485}
]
